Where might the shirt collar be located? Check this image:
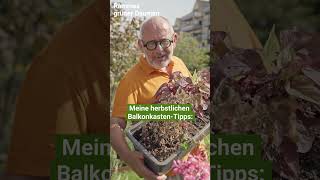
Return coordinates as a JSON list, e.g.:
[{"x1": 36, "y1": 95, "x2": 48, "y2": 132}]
[{"x1": 139, "y1": 55, "x2": 175, "y2": 75}]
